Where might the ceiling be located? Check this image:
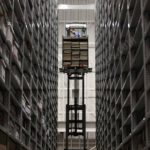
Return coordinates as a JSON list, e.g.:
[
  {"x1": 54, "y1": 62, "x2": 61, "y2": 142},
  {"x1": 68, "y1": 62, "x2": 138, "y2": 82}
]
[
  {"x1": 58, "y1": 0, "x2": 95, "y2": 23},
  {"x1": 58, "y1": 0, "x2": 95, "y2": 5}
]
